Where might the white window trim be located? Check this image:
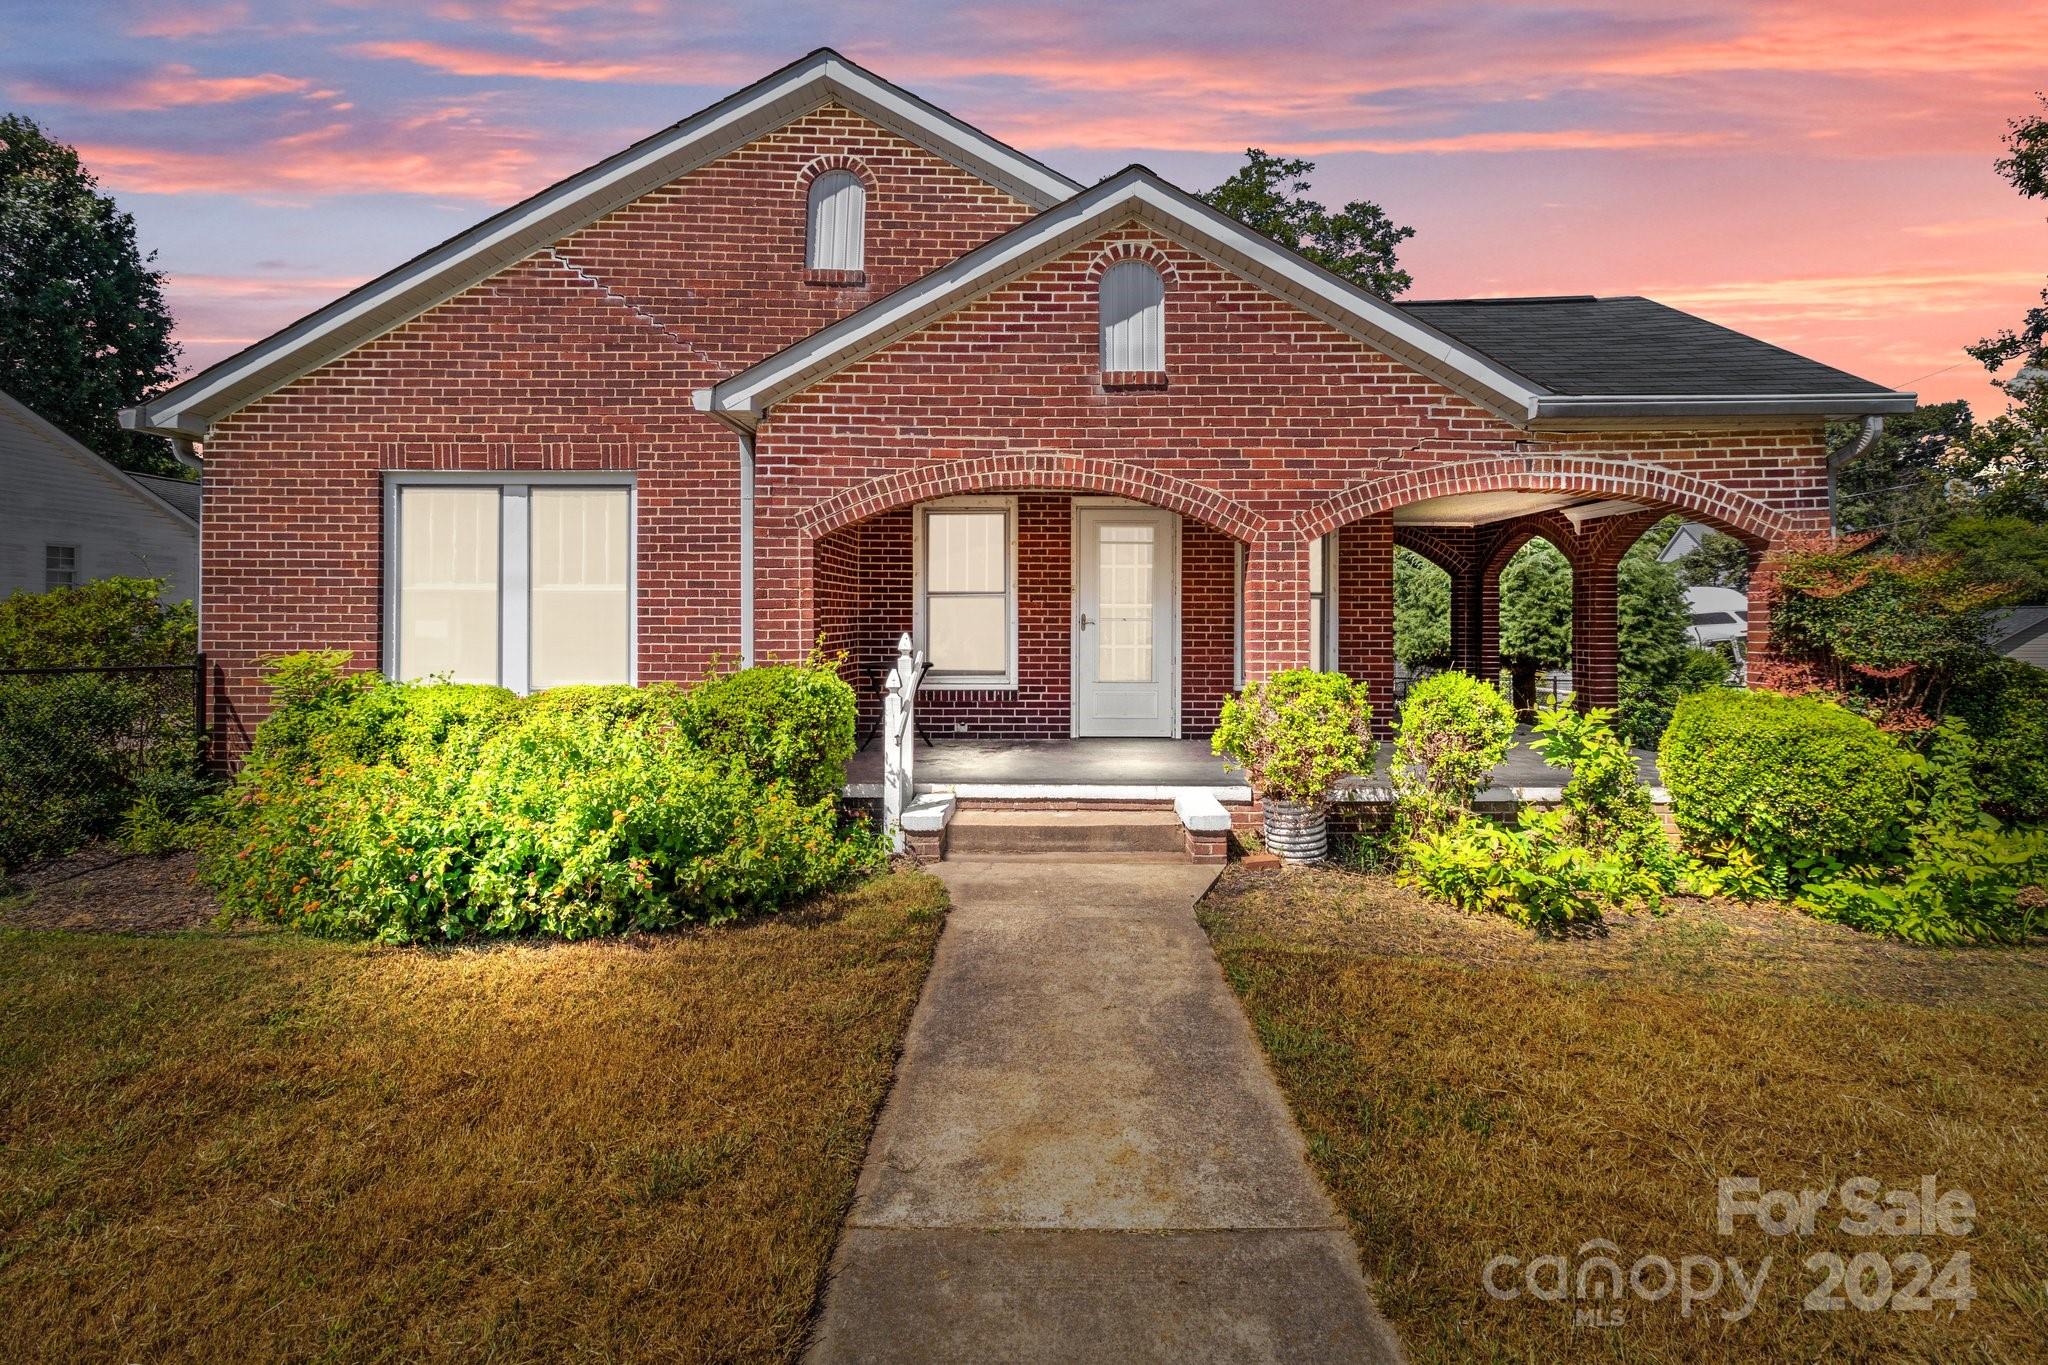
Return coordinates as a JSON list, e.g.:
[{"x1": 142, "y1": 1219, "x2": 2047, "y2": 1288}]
[
  {"x1": 1098, "y1": 260, "x2": 1166, "y2": 373},
  {"x1": 1310, "y1": 532, "x2": 1339, "y2": 671},
  {"x1": 44, "y1": 543, "x2": 79, "y2": 591},
  {"x1": 806, "y1": 169, "x2": 867, "y2": 273},
  {"x1": 383, "y1": 471, "x2": 637, "y2": 694},
  {"x1": 912, "y1": 495, "x2": 1018, "y2": 690}
]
